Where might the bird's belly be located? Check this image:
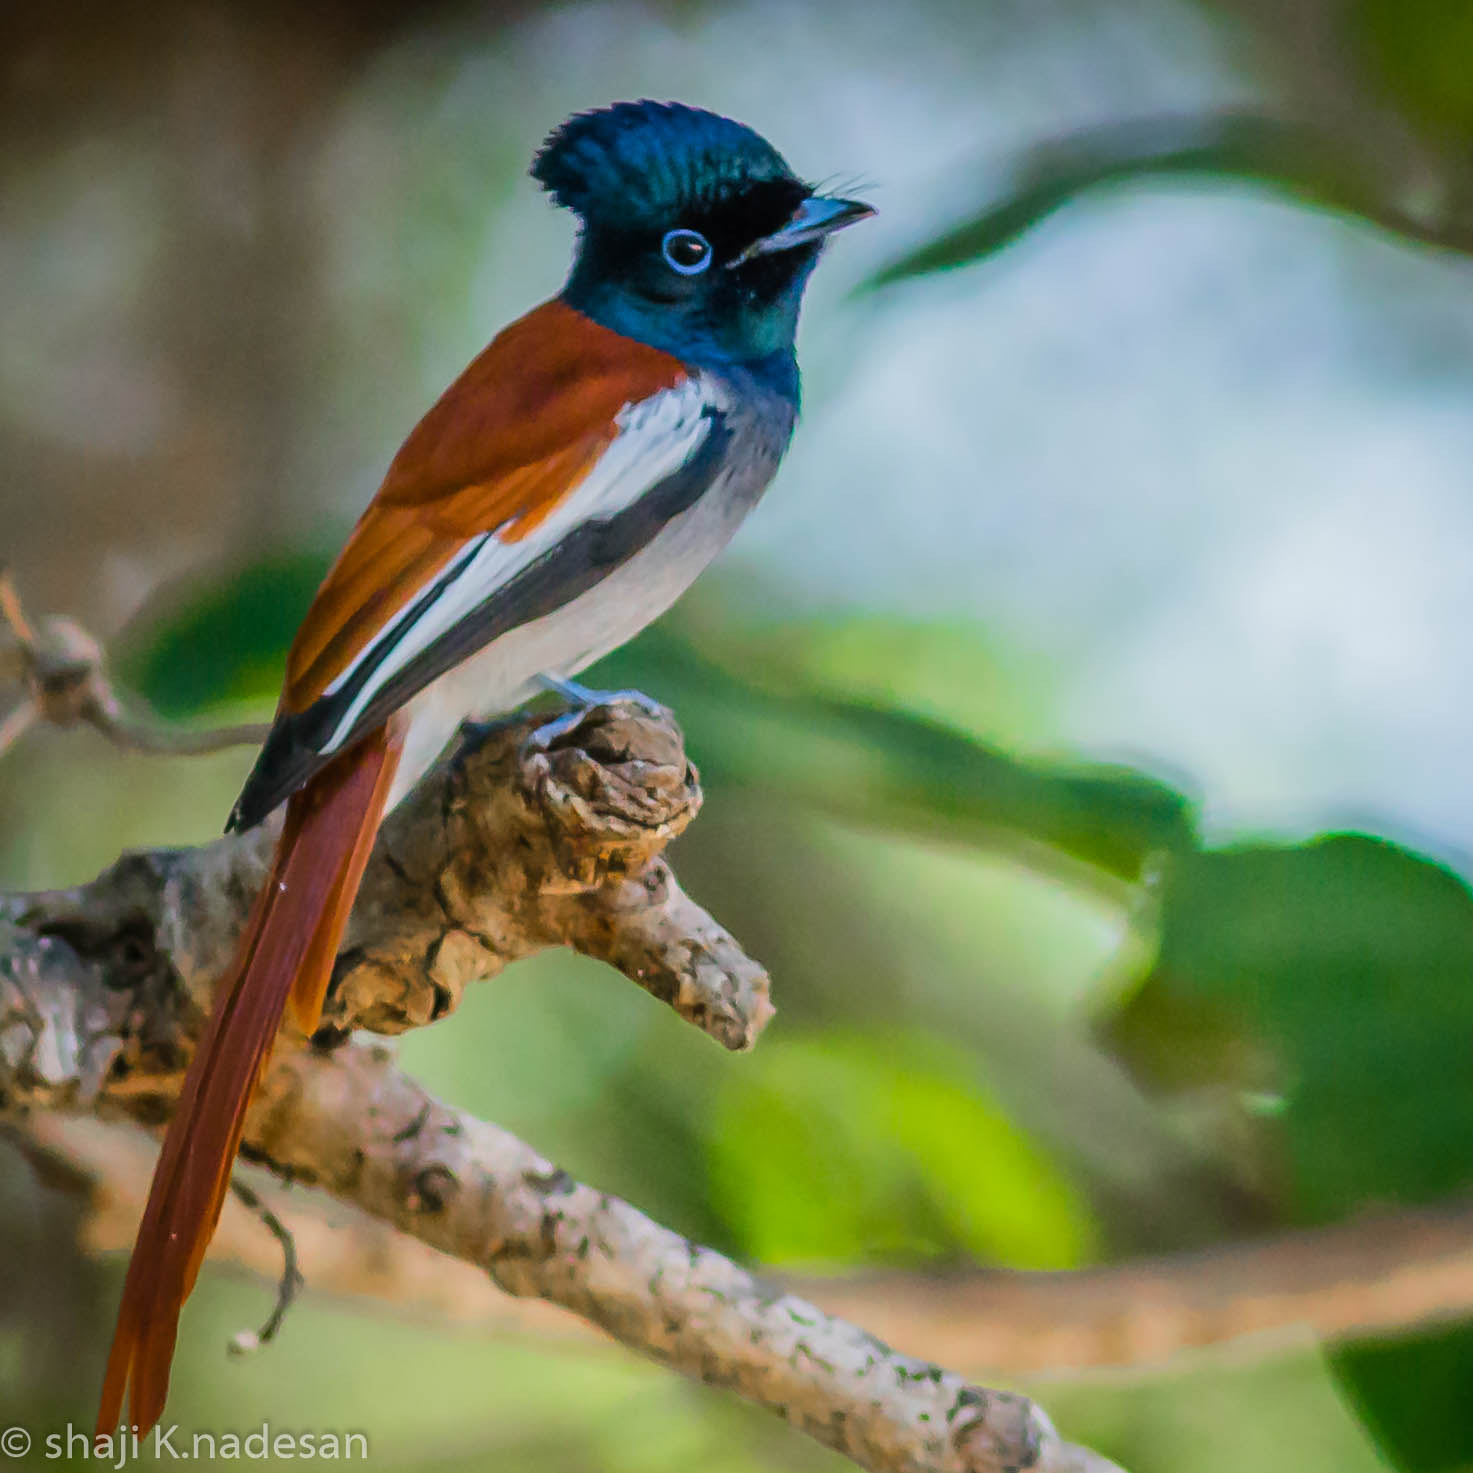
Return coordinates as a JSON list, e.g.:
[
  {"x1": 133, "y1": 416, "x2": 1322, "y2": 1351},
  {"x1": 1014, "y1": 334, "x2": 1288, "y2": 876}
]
[{"x1": 388, "y1": 461, "x2": 767, "y2": 806}]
